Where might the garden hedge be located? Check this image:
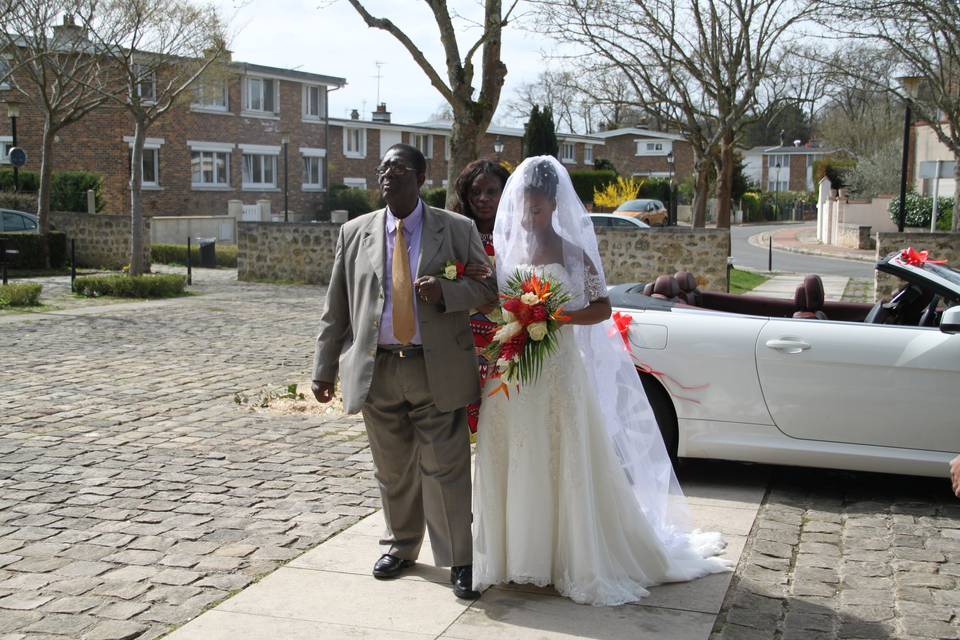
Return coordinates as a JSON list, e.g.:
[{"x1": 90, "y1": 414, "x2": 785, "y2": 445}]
[{"x1": 73, "y1": 274, "x2": 187, "y2": 298}]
